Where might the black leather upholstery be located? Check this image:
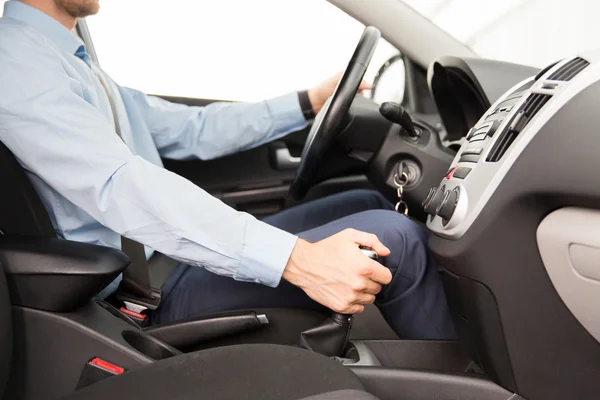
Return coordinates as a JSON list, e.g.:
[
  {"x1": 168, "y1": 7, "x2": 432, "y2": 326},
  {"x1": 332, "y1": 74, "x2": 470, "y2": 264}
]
[
  {"x1": 0, "y1": 263, "x2": 12, "y2": 398},
  {"x1": 301, "y1": 313, "x2": 353, "y2": 357},
  {"x1": 64, "y1": 344, "x2": 369, "y2": 400},
  {"x1": 1, "y1": 236, "x2": 129, "y2": 312},
  {"x1": 0, "y1": 142, "x2": 55, "y2": 236}
]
